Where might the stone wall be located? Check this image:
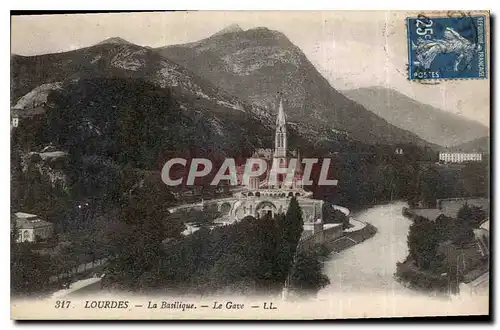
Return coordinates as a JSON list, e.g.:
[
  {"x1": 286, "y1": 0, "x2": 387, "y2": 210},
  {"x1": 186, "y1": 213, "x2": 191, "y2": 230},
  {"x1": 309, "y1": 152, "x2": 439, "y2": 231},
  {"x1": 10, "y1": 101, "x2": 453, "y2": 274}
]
[{"x1": 298, "y1": 223, "x2": 344, "y2": 251}]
